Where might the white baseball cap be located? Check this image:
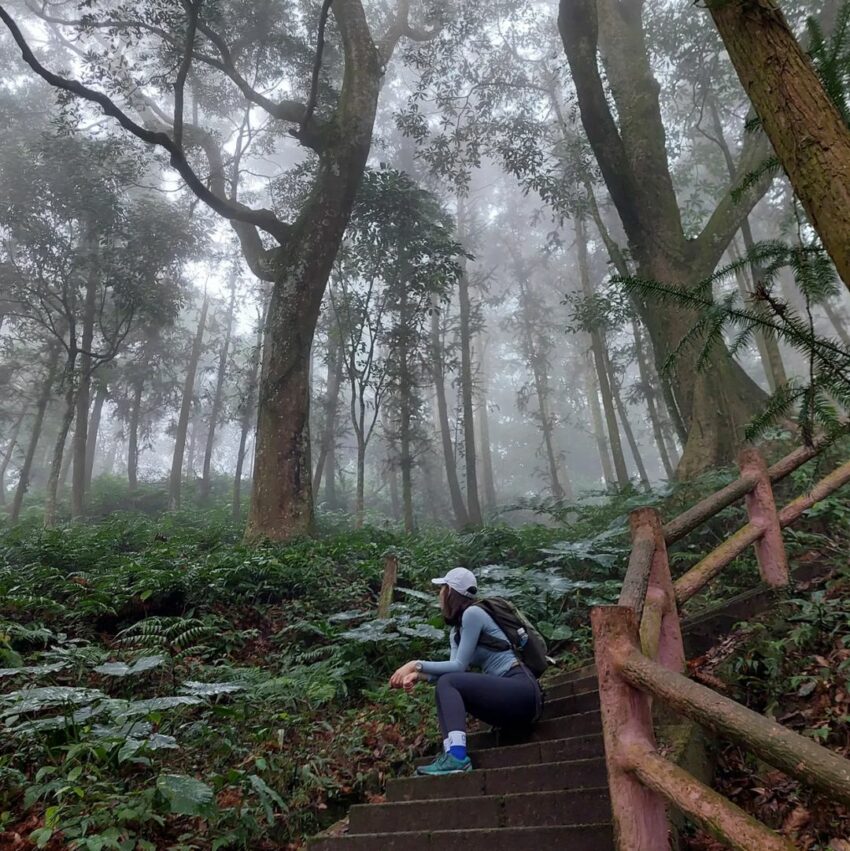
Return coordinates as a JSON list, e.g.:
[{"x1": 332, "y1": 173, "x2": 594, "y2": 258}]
[{"x1": 431, "y1": 567, "x2": 478, "y2": 598}]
